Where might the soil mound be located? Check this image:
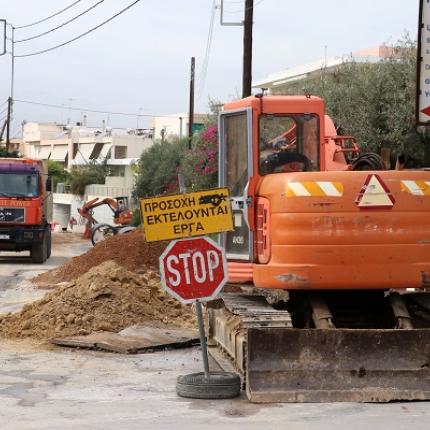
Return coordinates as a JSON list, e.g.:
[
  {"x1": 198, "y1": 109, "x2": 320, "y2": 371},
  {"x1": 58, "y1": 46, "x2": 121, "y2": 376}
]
[
  {"x1": 33, "y1": 229, "x2": 168, "y2": 285},
  {"x1": 0, "y1": 261, "x2": 195, "y2": 339}
]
